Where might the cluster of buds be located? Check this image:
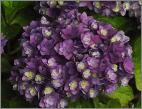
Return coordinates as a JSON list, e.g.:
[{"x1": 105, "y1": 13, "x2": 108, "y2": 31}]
[{"x1": 10, "y1": 2, "x2": 134, "y2": 108}]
